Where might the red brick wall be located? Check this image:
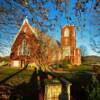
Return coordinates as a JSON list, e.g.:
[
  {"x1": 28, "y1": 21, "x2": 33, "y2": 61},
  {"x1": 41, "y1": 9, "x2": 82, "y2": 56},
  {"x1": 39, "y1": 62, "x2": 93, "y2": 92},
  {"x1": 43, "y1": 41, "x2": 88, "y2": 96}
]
[
  {"x1": 10, "y1": 20, "x2": 39, "y2": 65},
  {"x1": 61, "y1": 25, "x2": 81, "y2": 65},
  {"x1": 61, "y1": 25, "x2": 76, "y2": 62},
  {"x1": 74, "y1": 48, "x2": 81, "y2": 65},
  {"x1": 61, "y1": 25, "x2": 76, "y2": 48}
]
